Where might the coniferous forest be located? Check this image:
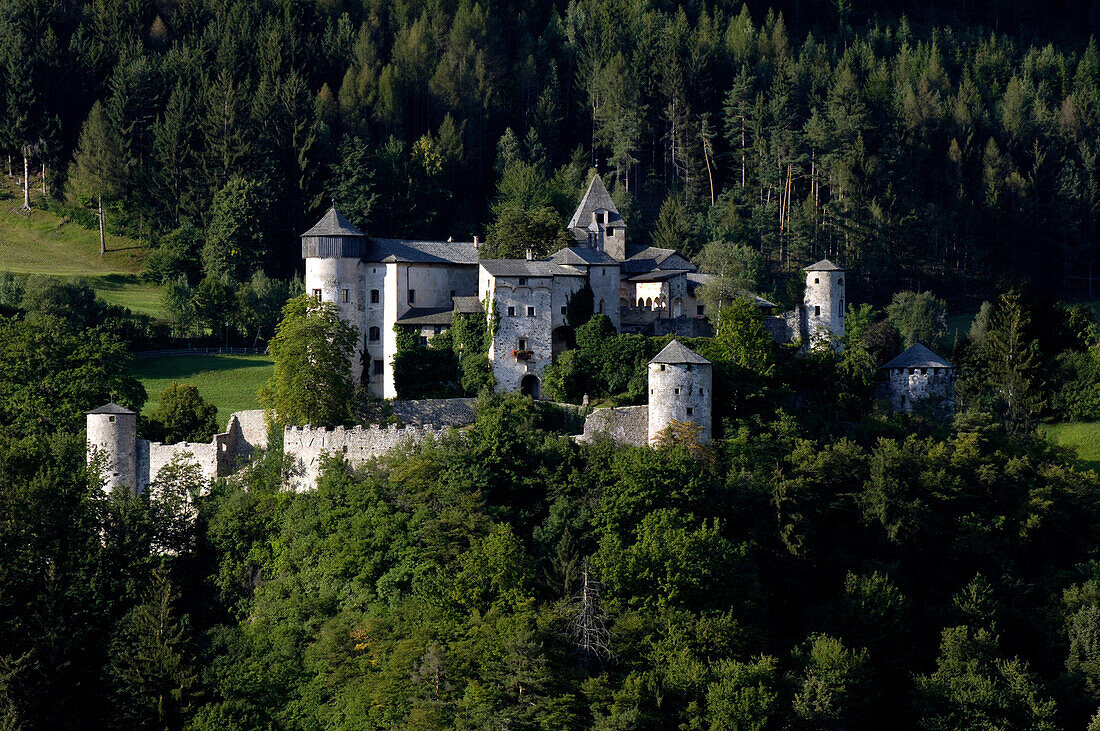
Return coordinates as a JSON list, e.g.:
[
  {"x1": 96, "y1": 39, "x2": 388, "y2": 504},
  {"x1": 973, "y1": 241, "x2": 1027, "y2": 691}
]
[{"x1": 11, "y1": 0, "x2": 1100, "y2": 729}]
